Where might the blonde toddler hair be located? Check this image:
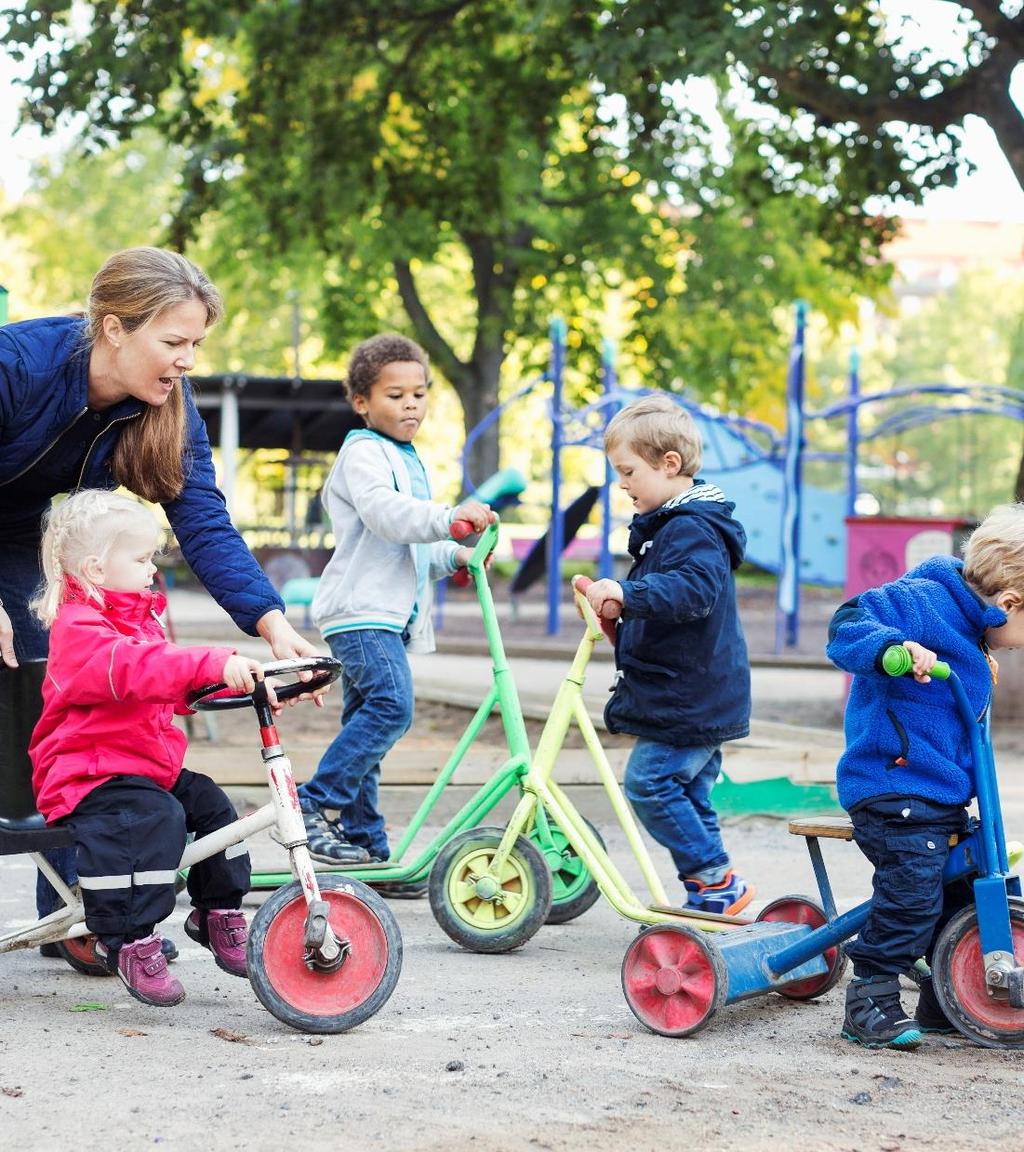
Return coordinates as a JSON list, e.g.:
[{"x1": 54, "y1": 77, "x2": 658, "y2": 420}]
[
  {"x1": 962, "y1": 503, "x2": 1024, "y2": 599},
  {"x1": 604, "y1": 394, "x2": 703, "y2": 475},
  {"x1": 33, "y1": 490, "x2": 161, "y2": 626}
]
